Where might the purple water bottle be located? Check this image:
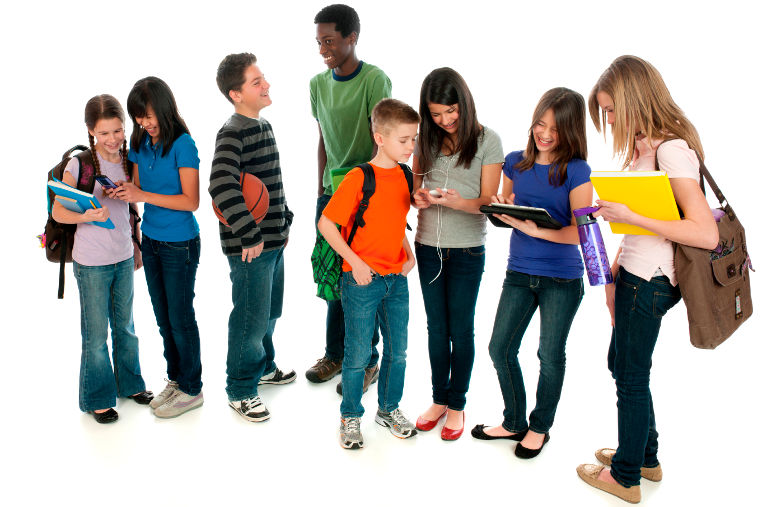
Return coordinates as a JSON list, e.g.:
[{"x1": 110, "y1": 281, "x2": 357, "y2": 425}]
[{"x1": 573, "y1": 207, "x2": 613, "y2": 286}]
